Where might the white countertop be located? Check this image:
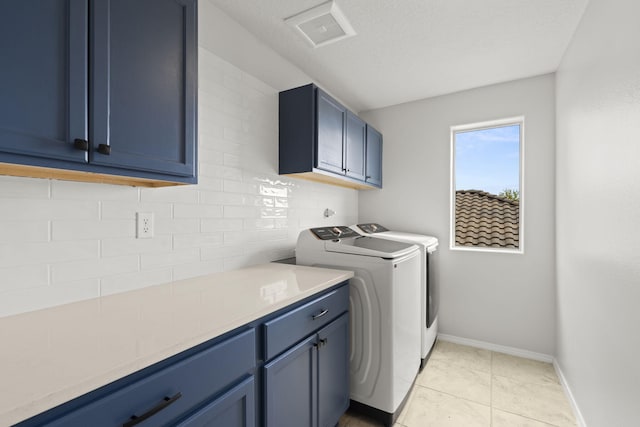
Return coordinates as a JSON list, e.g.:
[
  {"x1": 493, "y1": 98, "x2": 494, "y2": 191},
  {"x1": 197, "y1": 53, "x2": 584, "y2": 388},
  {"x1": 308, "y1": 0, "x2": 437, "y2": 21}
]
[{"x1": 0, "y1": 263, "x2": 353, "y2": 425}]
